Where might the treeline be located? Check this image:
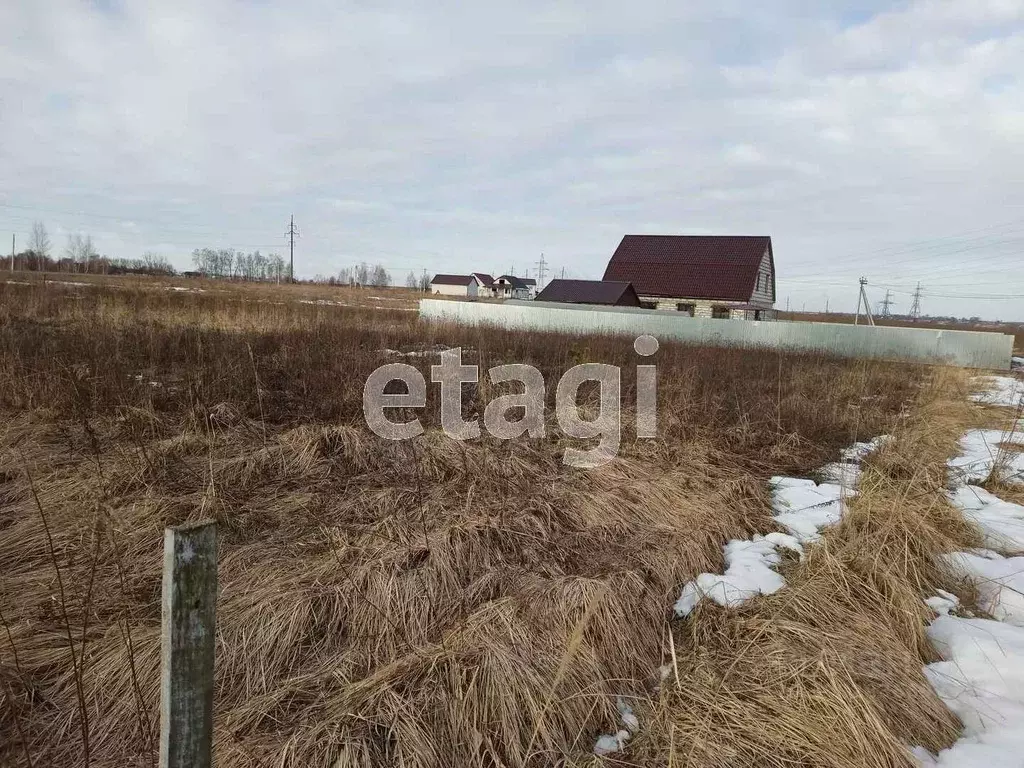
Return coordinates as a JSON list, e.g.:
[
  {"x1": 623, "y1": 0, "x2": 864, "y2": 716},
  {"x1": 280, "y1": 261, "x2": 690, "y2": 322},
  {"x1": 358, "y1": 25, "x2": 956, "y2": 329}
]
[
  {"x1": 190, "y1": 248, "x2": 289, "y2": 282},
  {"x1": 9, "y1": 250, "x2": 177, "y2": 276},
  {"x1": 10, "y1": 225, "x2": 176, "y2": 276},
  {"x1": 310, "y1": 262, "x2": 393, "y2": 287}
]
